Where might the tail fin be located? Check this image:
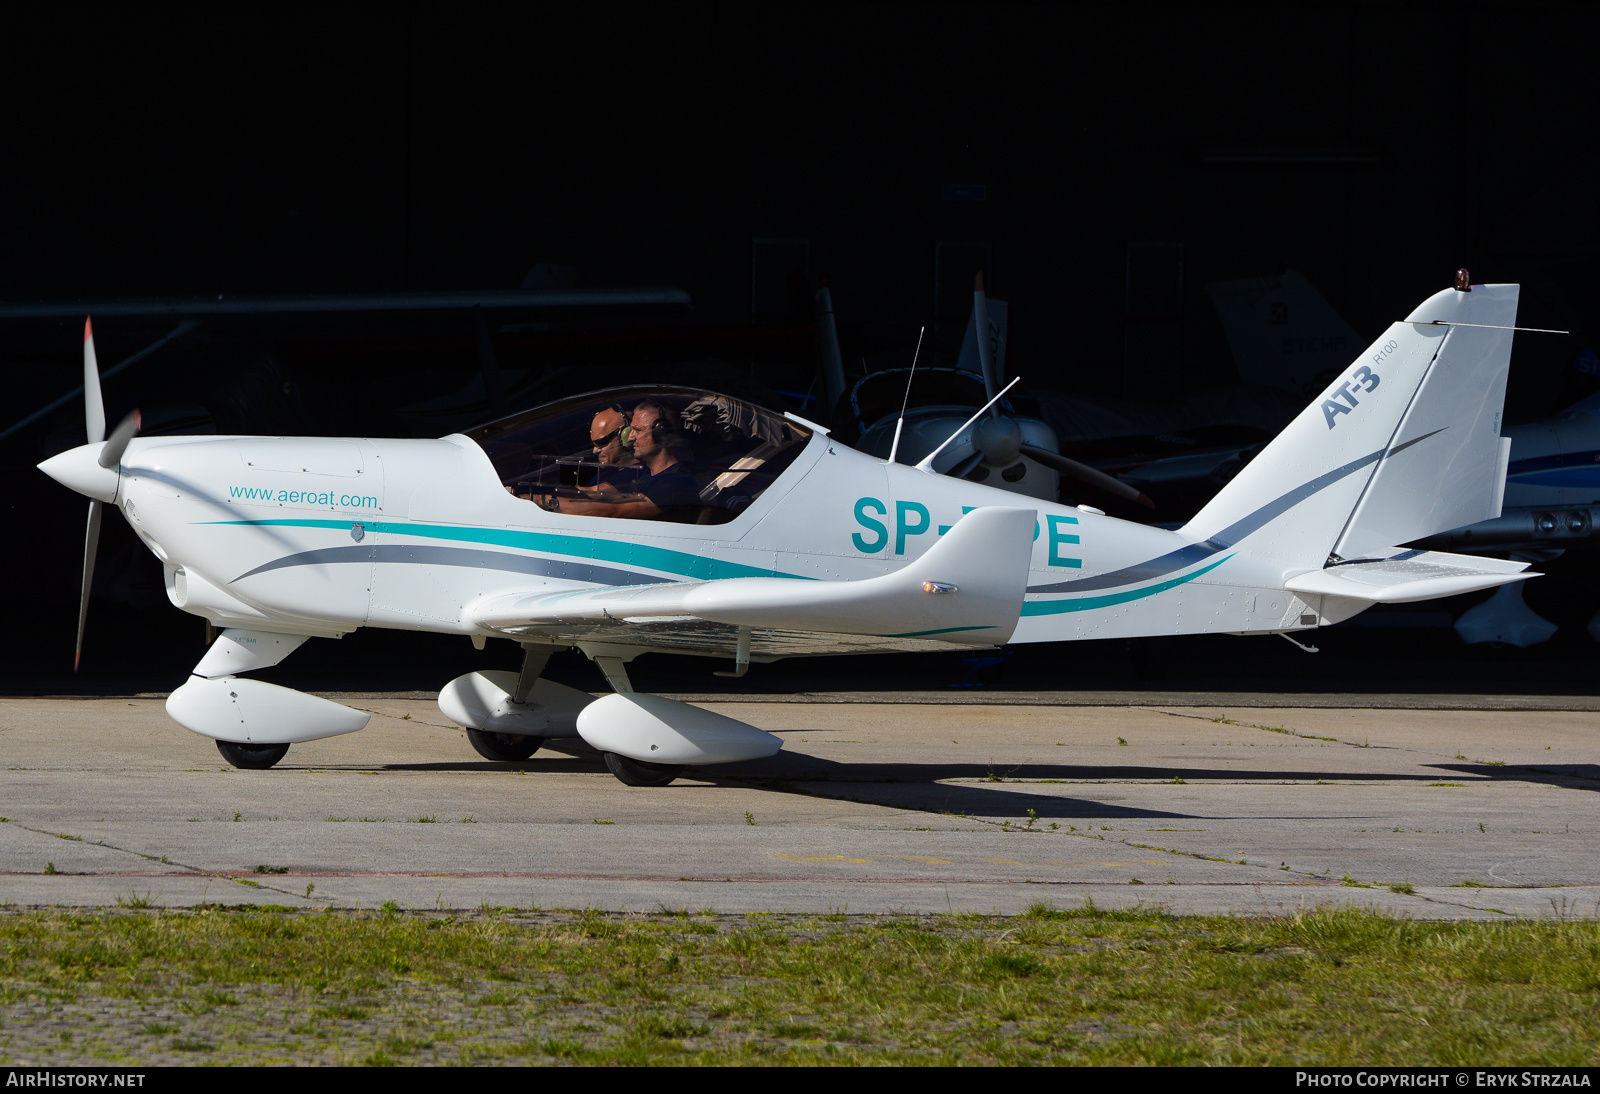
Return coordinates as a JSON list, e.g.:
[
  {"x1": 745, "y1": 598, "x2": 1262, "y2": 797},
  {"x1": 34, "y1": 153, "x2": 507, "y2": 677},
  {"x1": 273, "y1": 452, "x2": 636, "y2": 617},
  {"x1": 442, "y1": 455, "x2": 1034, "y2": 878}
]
[{"x1": 1182, "y1": 283, "x2": 1518, "y2": 566}]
